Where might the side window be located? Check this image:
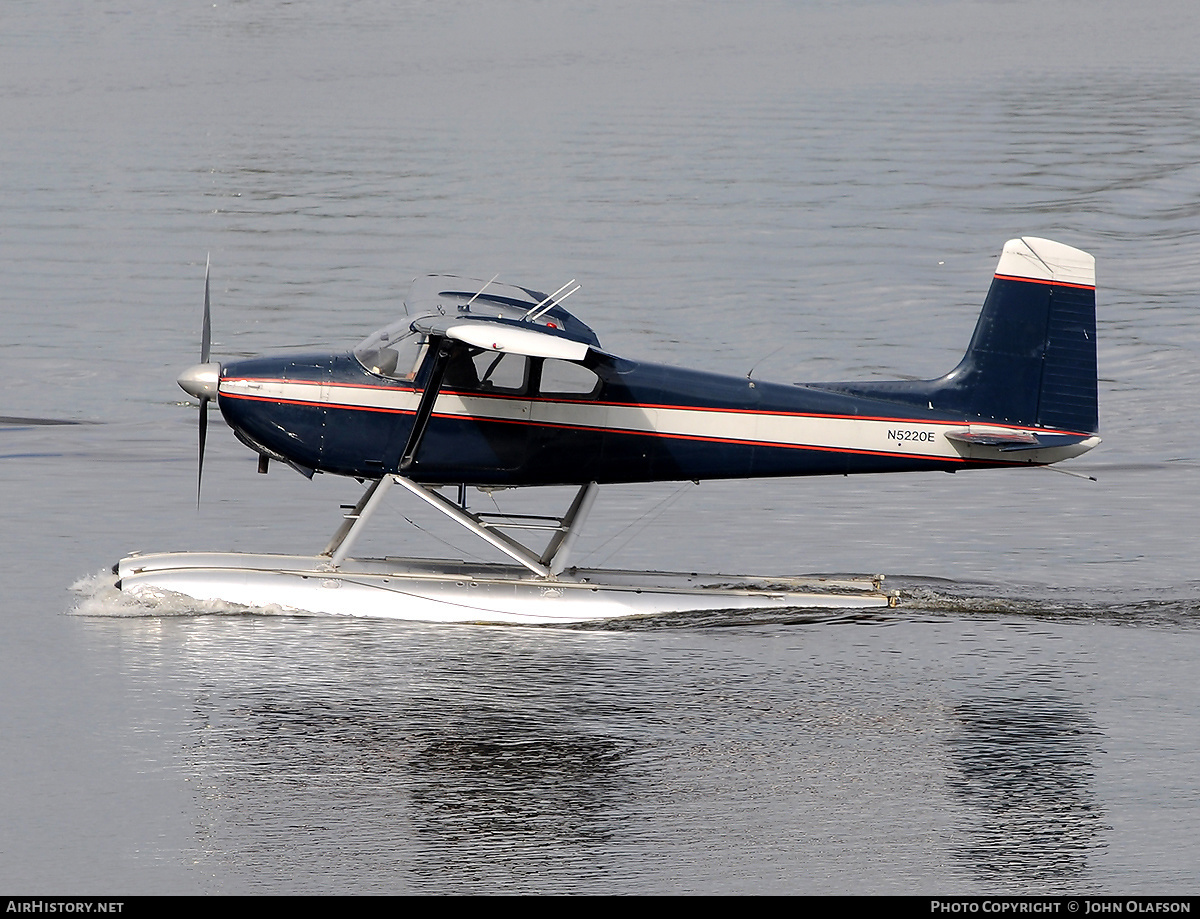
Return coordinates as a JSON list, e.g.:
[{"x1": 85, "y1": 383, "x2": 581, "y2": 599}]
[
  {"x1": 446, "y1": 346, "x2": 528, "y2": 394},
  {"x1": 540, "y1": 359, "x2": 600, "y2": 397}
]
